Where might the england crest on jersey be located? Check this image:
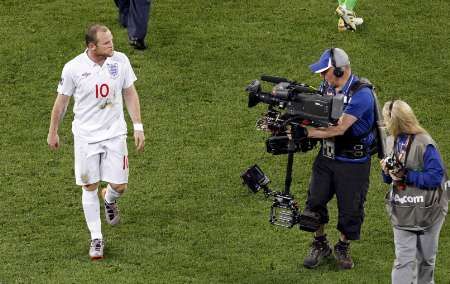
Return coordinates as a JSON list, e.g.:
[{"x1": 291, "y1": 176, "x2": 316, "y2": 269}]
[{"x1": 107, "y1": 63, "x2": 119, "y2": 79}]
